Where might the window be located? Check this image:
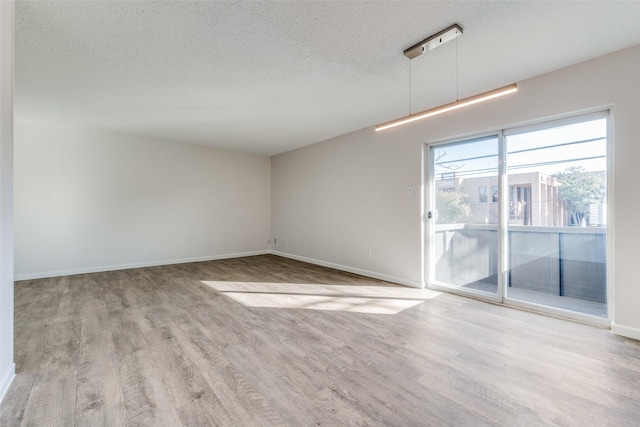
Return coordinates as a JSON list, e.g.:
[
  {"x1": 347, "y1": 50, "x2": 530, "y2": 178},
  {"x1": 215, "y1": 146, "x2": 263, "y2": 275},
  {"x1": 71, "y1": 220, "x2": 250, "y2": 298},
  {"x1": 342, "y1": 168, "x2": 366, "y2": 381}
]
[
  {"x1": 479, "y1": 186, "x2": 488, "y2": 203},
  {"x1": 441, "y1": 172, "x2": 455, "y2": 180},
  {"x1": 427, "y1": 111, "x2": 608, "y2": 321},
  {"x1": 508, "y1": 185, "x2": 531, "y2": 224},
  {"x1": 506, "y1": 114, "x2": 607, "y2": 316}
]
